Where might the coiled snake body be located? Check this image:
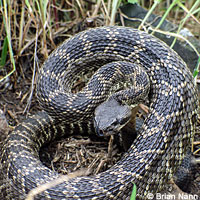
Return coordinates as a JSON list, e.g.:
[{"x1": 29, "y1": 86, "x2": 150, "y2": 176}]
[{"x1": 0, "y1": 26, "x2": 198, "y2": 199}]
